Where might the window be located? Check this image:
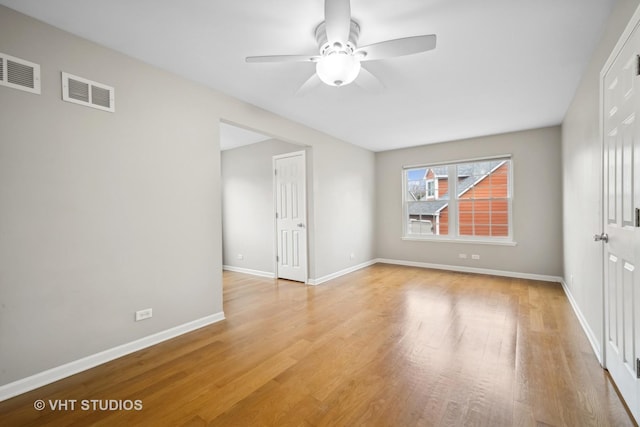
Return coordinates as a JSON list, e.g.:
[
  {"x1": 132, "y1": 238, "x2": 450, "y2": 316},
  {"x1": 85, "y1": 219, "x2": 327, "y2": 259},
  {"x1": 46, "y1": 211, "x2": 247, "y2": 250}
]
[
  {"x1": 426, "y1": 179, "x2": 437, "y2": 198},
  {"x1": 403, "y1": 157, "x2": 512, "y2": 242}
]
